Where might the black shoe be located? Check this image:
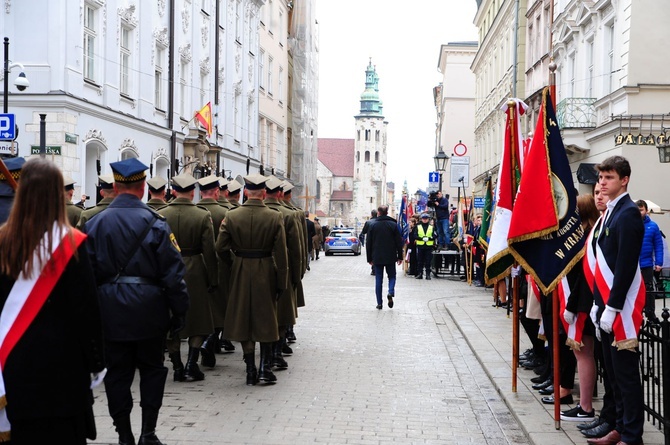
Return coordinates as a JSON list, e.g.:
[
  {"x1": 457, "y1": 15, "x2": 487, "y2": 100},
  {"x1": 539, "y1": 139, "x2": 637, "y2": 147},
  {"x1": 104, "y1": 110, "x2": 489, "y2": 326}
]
[
  {"x1": 376, "y1": 304, "x2": 382, "y2": 309},
  {"x1": 577, "y1": 416, "x2": 604, "y2": 431},
  {"x1": 519, "y1": 349, "x2": 533, "y2": 360},
  {"x1": 541, "y1": 394, "x2": 573, "y2": 405},
  {"x1": 522, "y1": 357, "x2": 544, "y2": 370},
  {"x1": 560, "y1": 404, "x2": 595, "y2": 422},
  {"x1": 286, "y1": 327, "x2": 297, "y2": 343},
  {"x1": 282, "y1": 343, "x2": 293, "y2": 355},
  {"x1": 200, "y1": 335, "x2": 217, "y2": 368},
  {"x1": 243, "y1": 353, "x2": 257, "y2": 386},
  {"x1": 387, "y1": 294, "x2": 394, "y2": 308},
  {"x1": 220, "y1": 338, "x2": 236, "y2": 353},
  {"x1": 533, "y1": 363, "x2": 548, "y2": 375},
  {"x1": 538, "y1": 385, "x2": 554, "y2": 395},
  {"x1": 370, "y1": 270, "x2": 376, "y2": 275},
  {"x1": 530, "y1": 375, "x2": 547, "y2": 384},
  {"x1": 184, "y1": 348, "x2": 205, "y2": 381},
  {"x1": 138, "y1": 432, "x2": 164, "y2": 445},
  {"x1": 532, "y1": 379, "x2": 552, "y2": 390},
  {"x1": 416, "y1": 275, "x2": 423, "y2": 279},
  {"x1": 426, "y1": 275, "x2": 431, "y2": 280},
  {"x1": 307, "y1": 265, "x2": 310, "y2": 271},
  {"x1": 581, "y1": 421, "x2": 614, "y2": 438}
]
